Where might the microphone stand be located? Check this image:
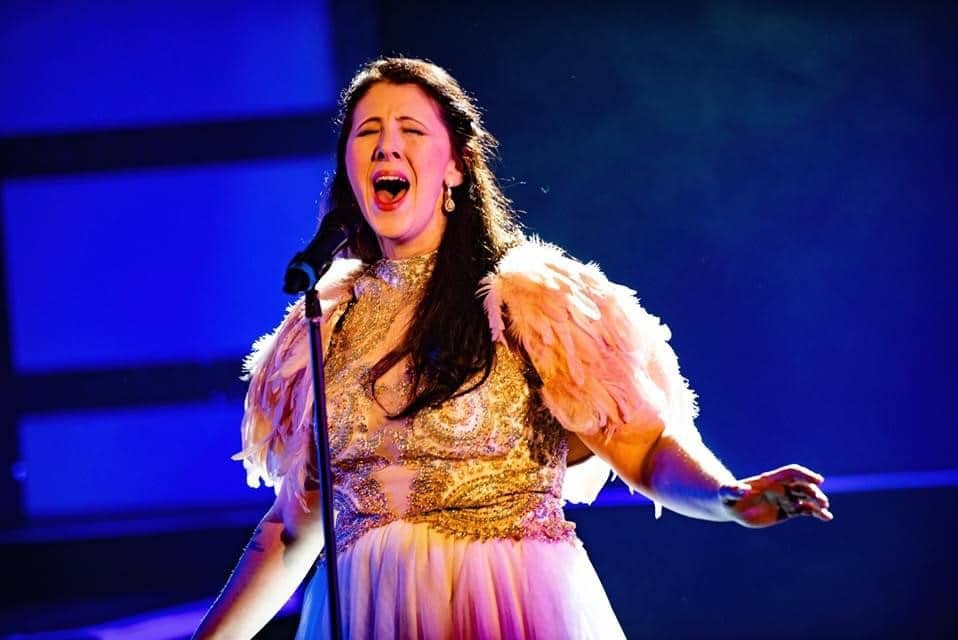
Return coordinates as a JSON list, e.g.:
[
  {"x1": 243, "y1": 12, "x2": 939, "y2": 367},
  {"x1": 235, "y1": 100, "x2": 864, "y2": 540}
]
[
  {"x1": 303, "y1": 287, "x2": 343, "y2": 640},
  {"x1": 283, "y1": 214, "x2": 353, "y2": 640}
]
